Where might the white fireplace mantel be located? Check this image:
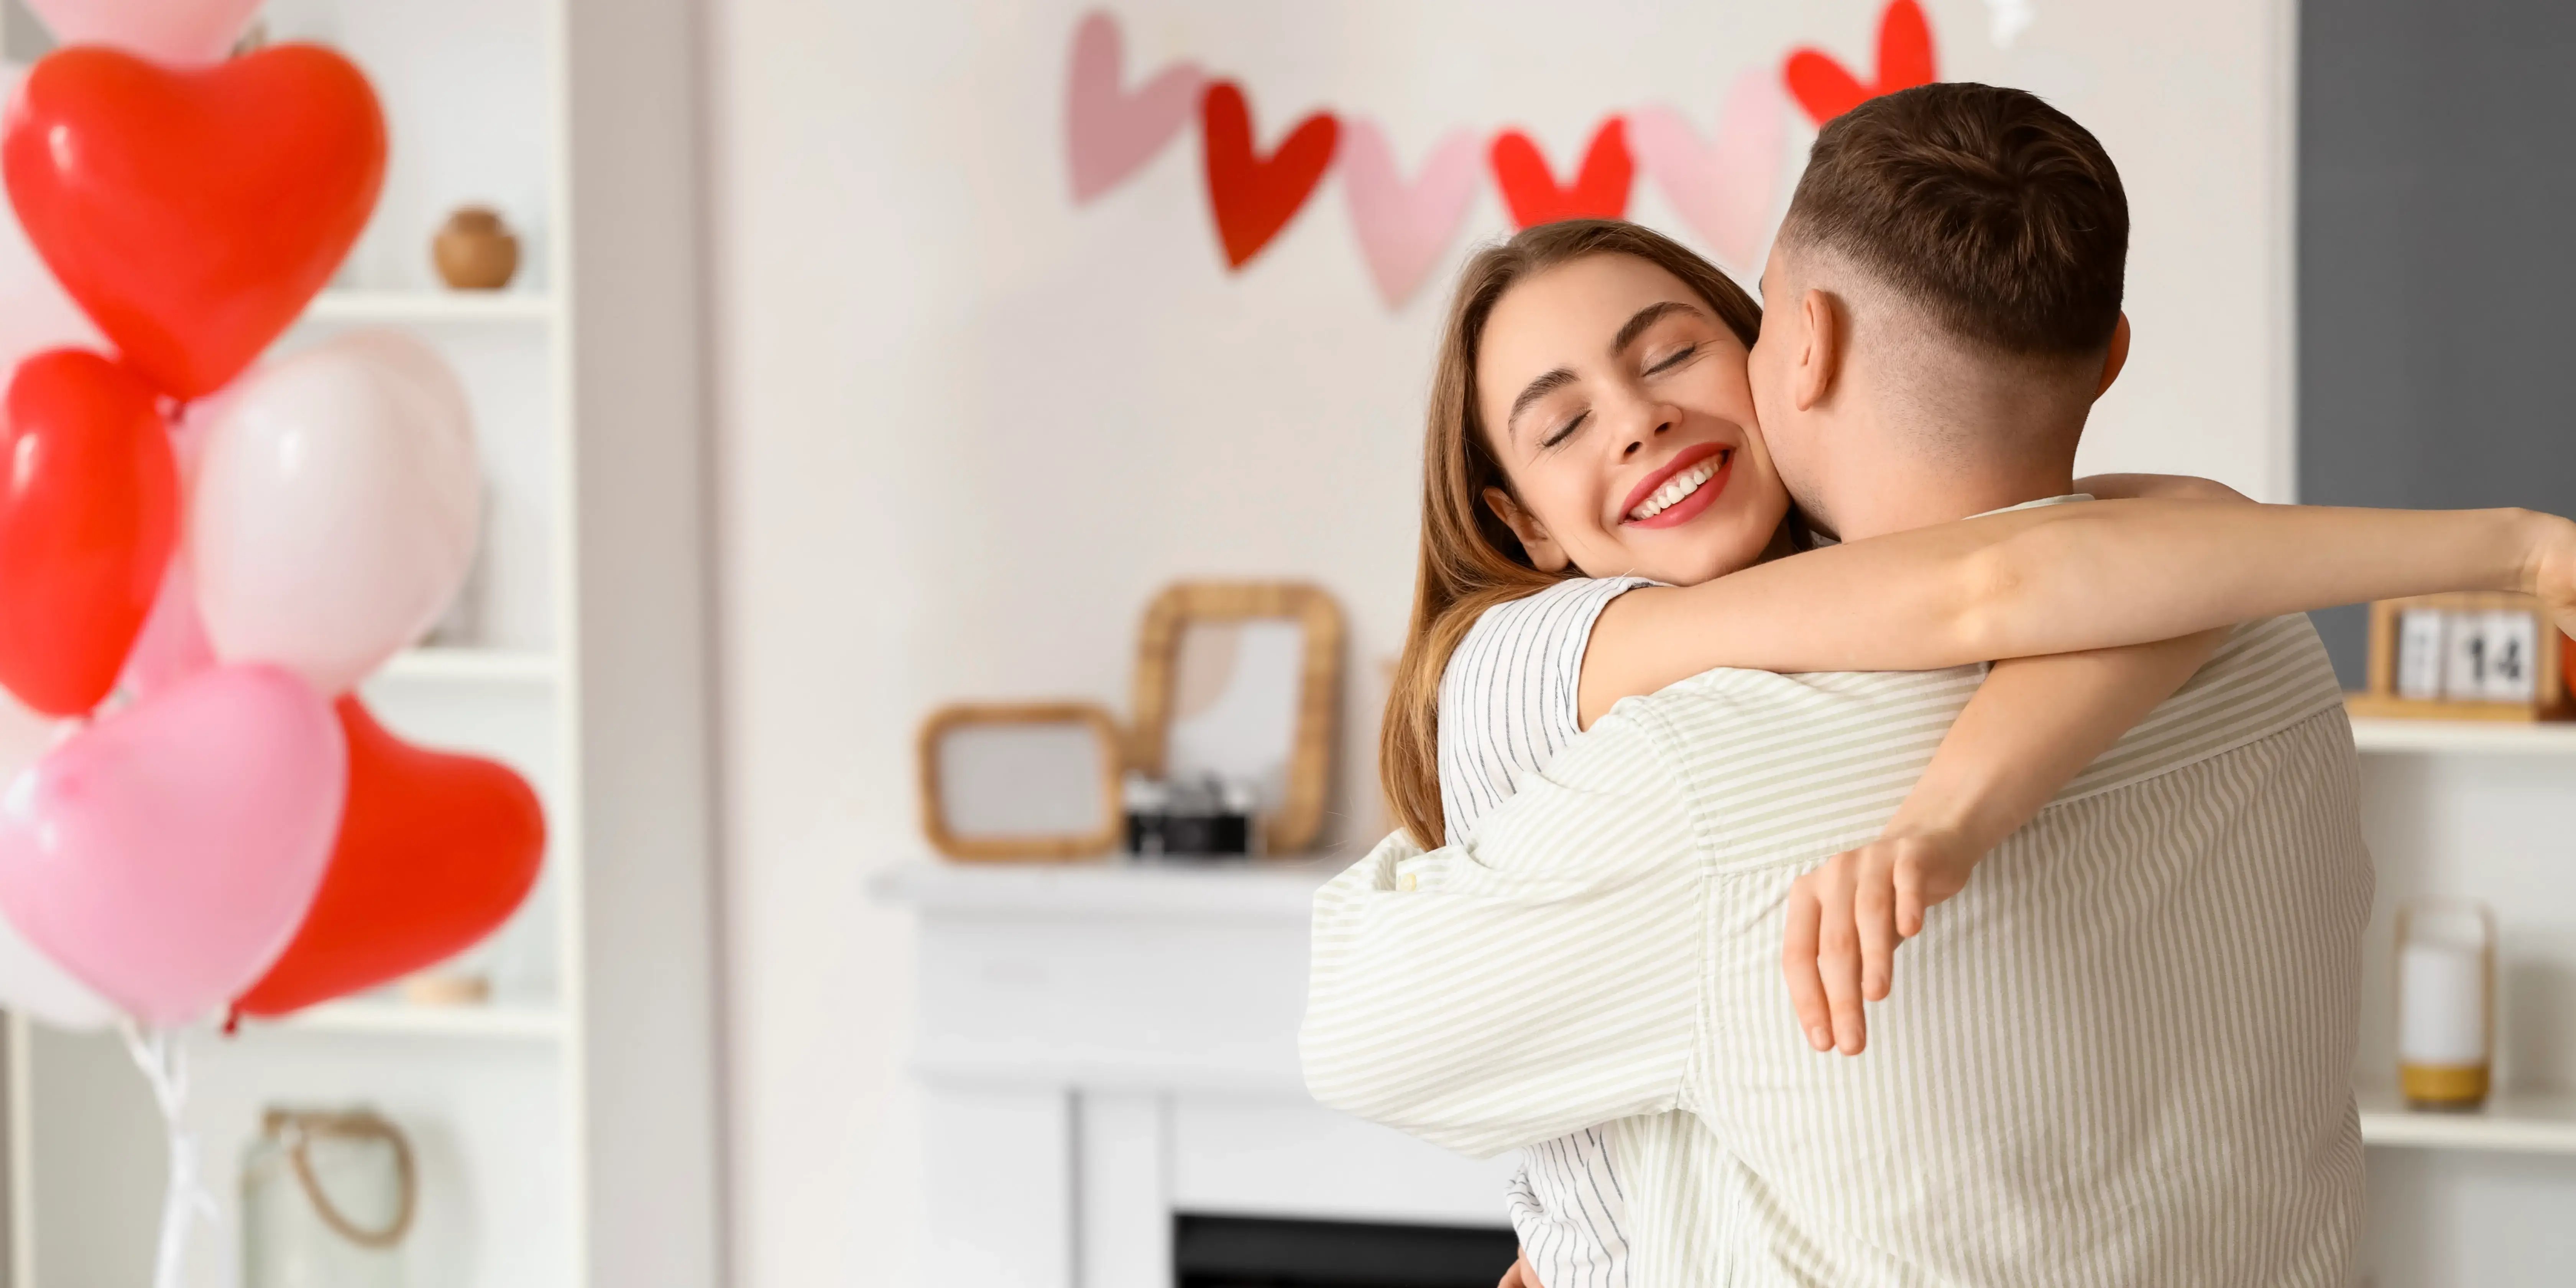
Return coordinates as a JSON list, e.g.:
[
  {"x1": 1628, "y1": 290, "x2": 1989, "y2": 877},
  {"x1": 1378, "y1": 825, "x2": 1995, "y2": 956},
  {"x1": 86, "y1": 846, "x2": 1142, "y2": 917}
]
[{"x1": 875, "y1": 858, "x2": 1515, "y2": 1288}]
